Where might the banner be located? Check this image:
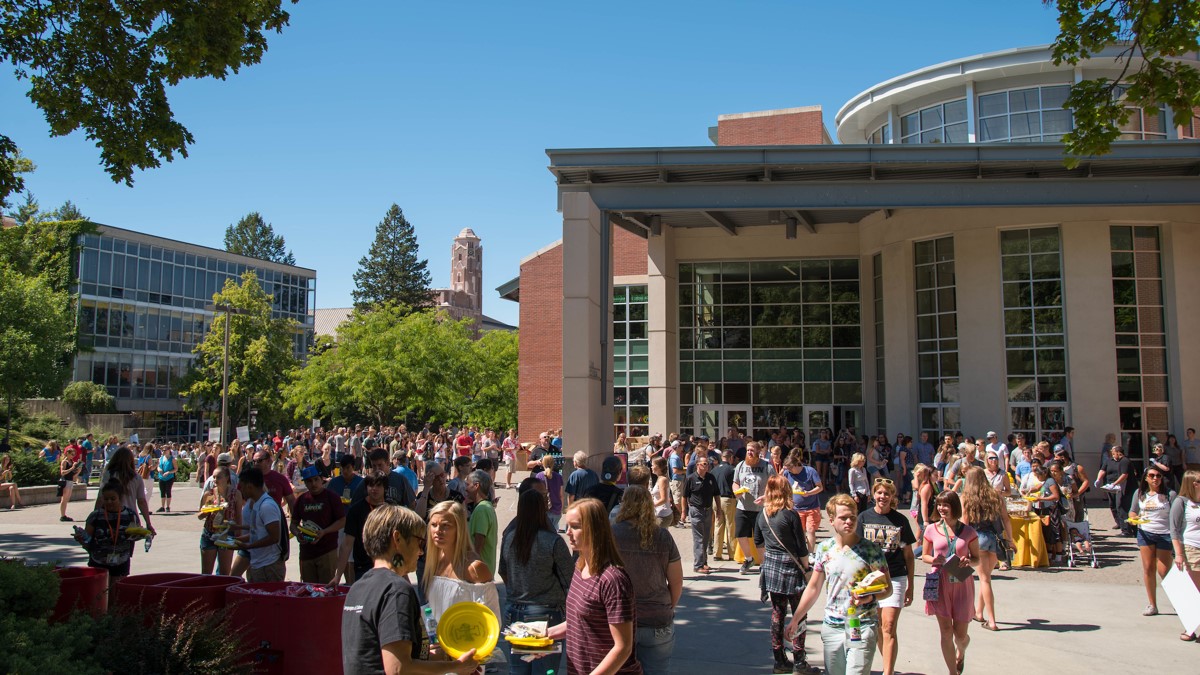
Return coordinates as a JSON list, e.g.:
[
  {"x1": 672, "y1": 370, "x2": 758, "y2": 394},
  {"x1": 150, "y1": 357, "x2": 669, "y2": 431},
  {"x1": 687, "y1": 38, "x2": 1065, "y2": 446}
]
[{"x1": 236, "y1": 426, "x2": 250, "y2": 443}]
